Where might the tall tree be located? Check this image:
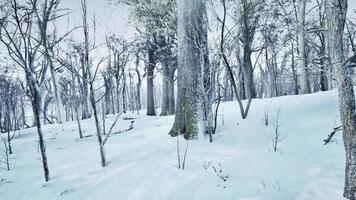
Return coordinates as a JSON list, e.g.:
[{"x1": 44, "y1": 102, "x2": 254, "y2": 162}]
[
  {"x1": 297, "y1": 0, "x2": 311, "y2": 94},
  {"x1": 146, "y1": 39, "x2": 157, "y2": 116},
  {"x1": 237, "y1": 0, "x2": 263, "y2": 99},
  {"x1": 81, "y1": 0, "x2": 106, "y2": 167},
  {"x1": 169, "y1": 0, "x2": 206, "y2": 139},
  {"x1": 326, "y1": 0, "x2": 356, "y2": 199}
]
